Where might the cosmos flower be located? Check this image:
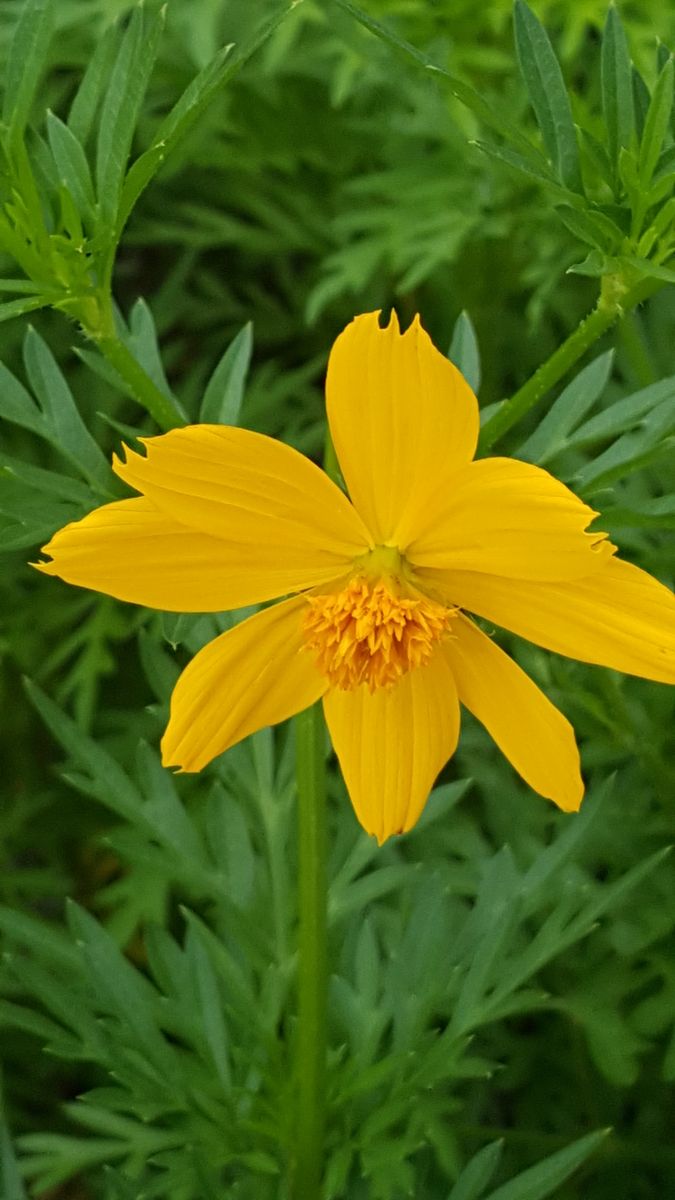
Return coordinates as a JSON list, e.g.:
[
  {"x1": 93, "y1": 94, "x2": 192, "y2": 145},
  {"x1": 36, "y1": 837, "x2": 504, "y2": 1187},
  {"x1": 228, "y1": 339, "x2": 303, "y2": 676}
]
[{"x1": 37, "y1": 312, "x2": 675, "y2": 842}]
